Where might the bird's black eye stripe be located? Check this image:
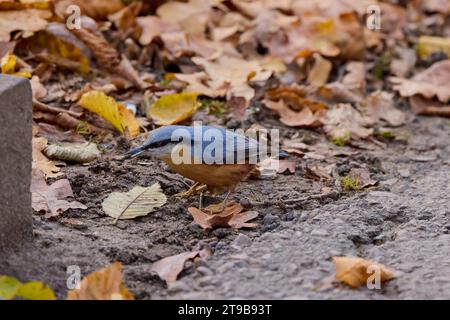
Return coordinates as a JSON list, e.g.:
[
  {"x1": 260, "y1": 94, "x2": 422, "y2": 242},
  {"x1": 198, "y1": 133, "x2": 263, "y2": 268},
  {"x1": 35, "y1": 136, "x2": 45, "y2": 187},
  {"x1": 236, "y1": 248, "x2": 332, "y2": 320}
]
[{"x1": 148, "y1": 139, "x2": 172, "y2": 148}]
